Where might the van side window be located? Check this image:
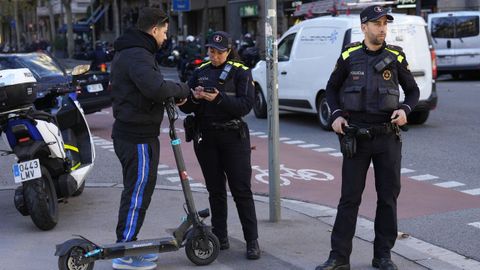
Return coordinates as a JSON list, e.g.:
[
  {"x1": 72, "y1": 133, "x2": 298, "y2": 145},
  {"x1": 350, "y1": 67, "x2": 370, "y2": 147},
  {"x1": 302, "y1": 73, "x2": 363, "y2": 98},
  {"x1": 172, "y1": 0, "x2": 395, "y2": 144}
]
[
  {"x1": 278, "y1": 33, "x2": 296, "y2": 62},
  {"x1": 431, "y1": 17, "x2": 454, "y2": 38},
  {"x1": 431, "y1": 16, "x2": 479, "y2": 38},
  {"x1": 456, "y1": 16, "x2": 479, "y2": 38}
]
